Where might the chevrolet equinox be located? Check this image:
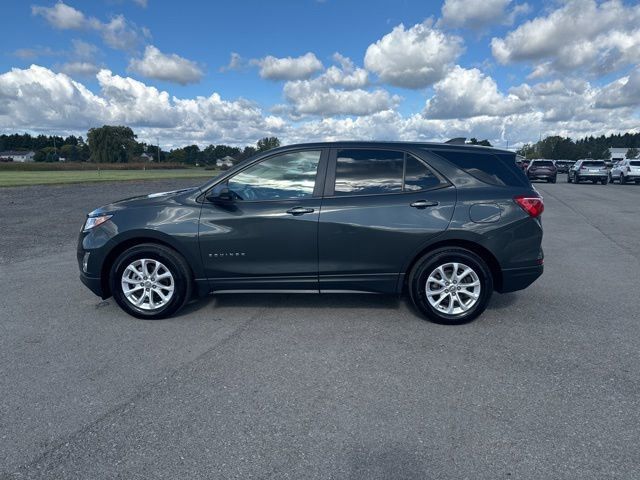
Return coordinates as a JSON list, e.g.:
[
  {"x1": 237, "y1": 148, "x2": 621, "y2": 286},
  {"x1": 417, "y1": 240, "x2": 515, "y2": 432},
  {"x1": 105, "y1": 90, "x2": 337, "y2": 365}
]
[{"x1": 78, "y1": 142, "x2": 544, "y2": 324}]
